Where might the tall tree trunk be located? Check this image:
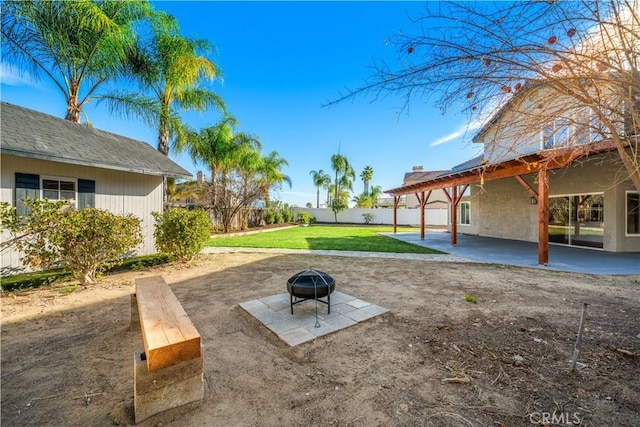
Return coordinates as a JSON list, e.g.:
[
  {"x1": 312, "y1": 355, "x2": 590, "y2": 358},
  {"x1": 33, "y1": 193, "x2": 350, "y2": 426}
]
[
  {"x1": 210, "y1": 165, "x2": 218, "y2": 206},
  {"x1": 316, "y1": 187, "x2": 320, "y2": 208},
  {"x1": 157, "y1": 130, "x2": 170, "y2": 156},
  {"x1": 65, "y1": 81, "x2": 81, "y2": 123},
  {"x1": 157, "y1": 105, "x2": 170, "y2": 156}
]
